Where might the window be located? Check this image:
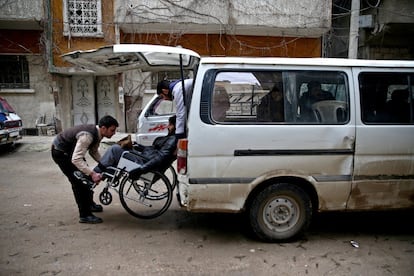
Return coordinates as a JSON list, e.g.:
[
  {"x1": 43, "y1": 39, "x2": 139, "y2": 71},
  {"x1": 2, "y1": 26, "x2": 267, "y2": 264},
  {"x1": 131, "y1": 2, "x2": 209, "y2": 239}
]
[
  {"x1": 359, "y1": 72, "x2": 414, "y2": 124},
  {"x1": 204, "y1": 70, "x2": 349, "y2": 124},
  {"x1": 63, "y1": 0, "x2": 103, "y2": 37},
  {"x1": 147, "y1": 97, "x2": 176, "y2": 117},
  {"x1": 0, "y1": 56, "x2": 30, "y2": 89}
]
